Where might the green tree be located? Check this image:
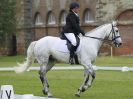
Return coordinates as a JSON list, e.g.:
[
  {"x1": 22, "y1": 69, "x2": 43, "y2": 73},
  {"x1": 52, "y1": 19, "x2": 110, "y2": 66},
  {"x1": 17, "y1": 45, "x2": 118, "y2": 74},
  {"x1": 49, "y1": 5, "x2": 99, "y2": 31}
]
[{"x1": 0, "y1": 0, "x2": 16, "y2": 45}]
